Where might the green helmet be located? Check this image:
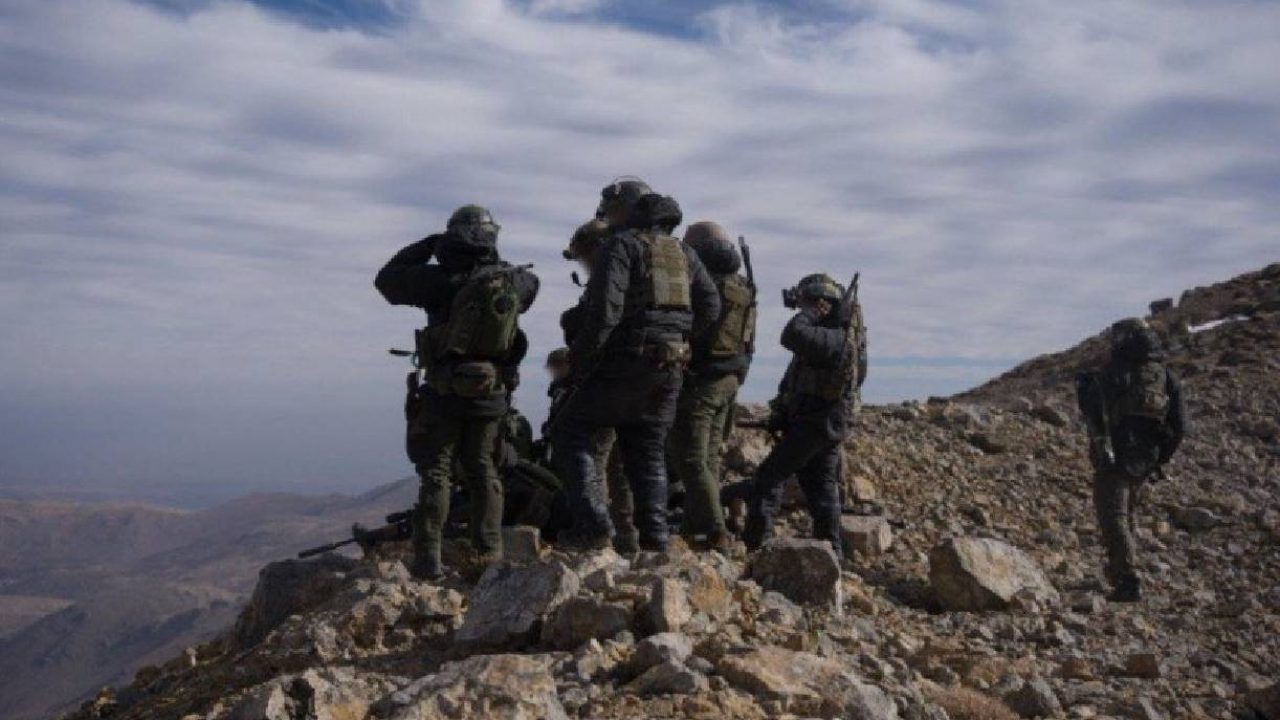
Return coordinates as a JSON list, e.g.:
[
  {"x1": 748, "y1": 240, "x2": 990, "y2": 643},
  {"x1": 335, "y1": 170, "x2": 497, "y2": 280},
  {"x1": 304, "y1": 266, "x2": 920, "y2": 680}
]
[
  {"x1": 798, "y1": 273, "x2": 843, "y2": 303},
  {"x1": 447, "y1": 204, "x2": 498, "y2": 230},
  {"x1": 563, "y1": 219, "x2": 611, "y2": 260},
  {"x1": 595, "y1": 176, "x2": 652, "y2": 224}
]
